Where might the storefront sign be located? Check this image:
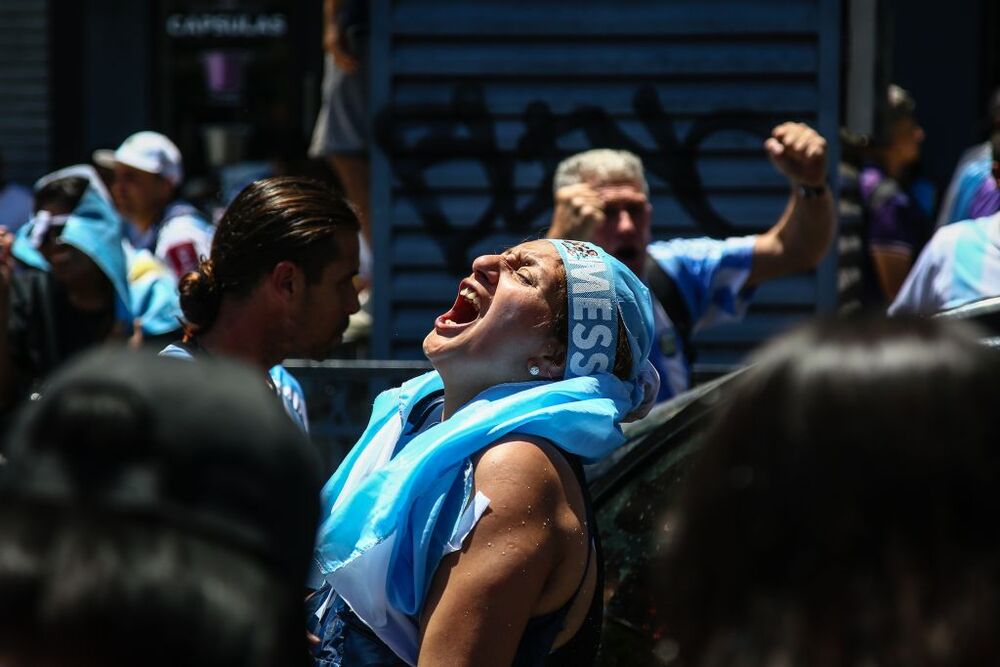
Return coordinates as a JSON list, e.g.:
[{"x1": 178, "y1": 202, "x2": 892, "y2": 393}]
[{"x1": 165, "y1": 13, "x2": 287, "y2": 39}]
